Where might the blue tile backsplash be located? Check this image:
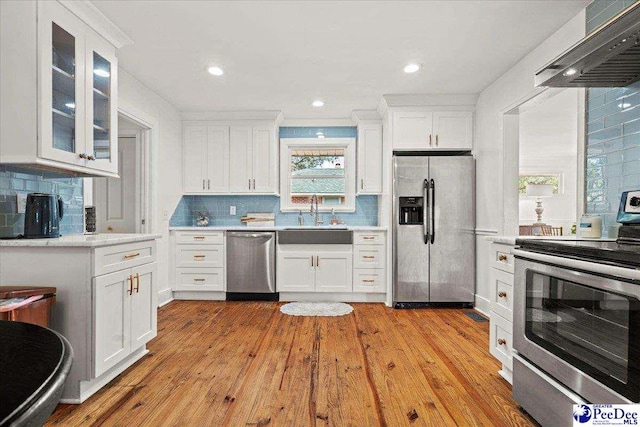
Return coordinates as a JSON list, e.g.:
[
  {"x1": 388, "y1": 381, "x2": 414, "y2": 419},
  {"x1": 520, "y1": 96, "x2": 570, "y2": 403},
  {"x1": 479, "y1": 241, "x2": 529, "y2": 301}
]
[
  {"x1": 585, "y1": 0, "x2": 640, "y2": 235},
  {"x1": 0, "y1": 166, "x2": 84, "y2": 238},
  {"x1": 169, "y1": 195, "x2": 378, "y2": 227}
]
